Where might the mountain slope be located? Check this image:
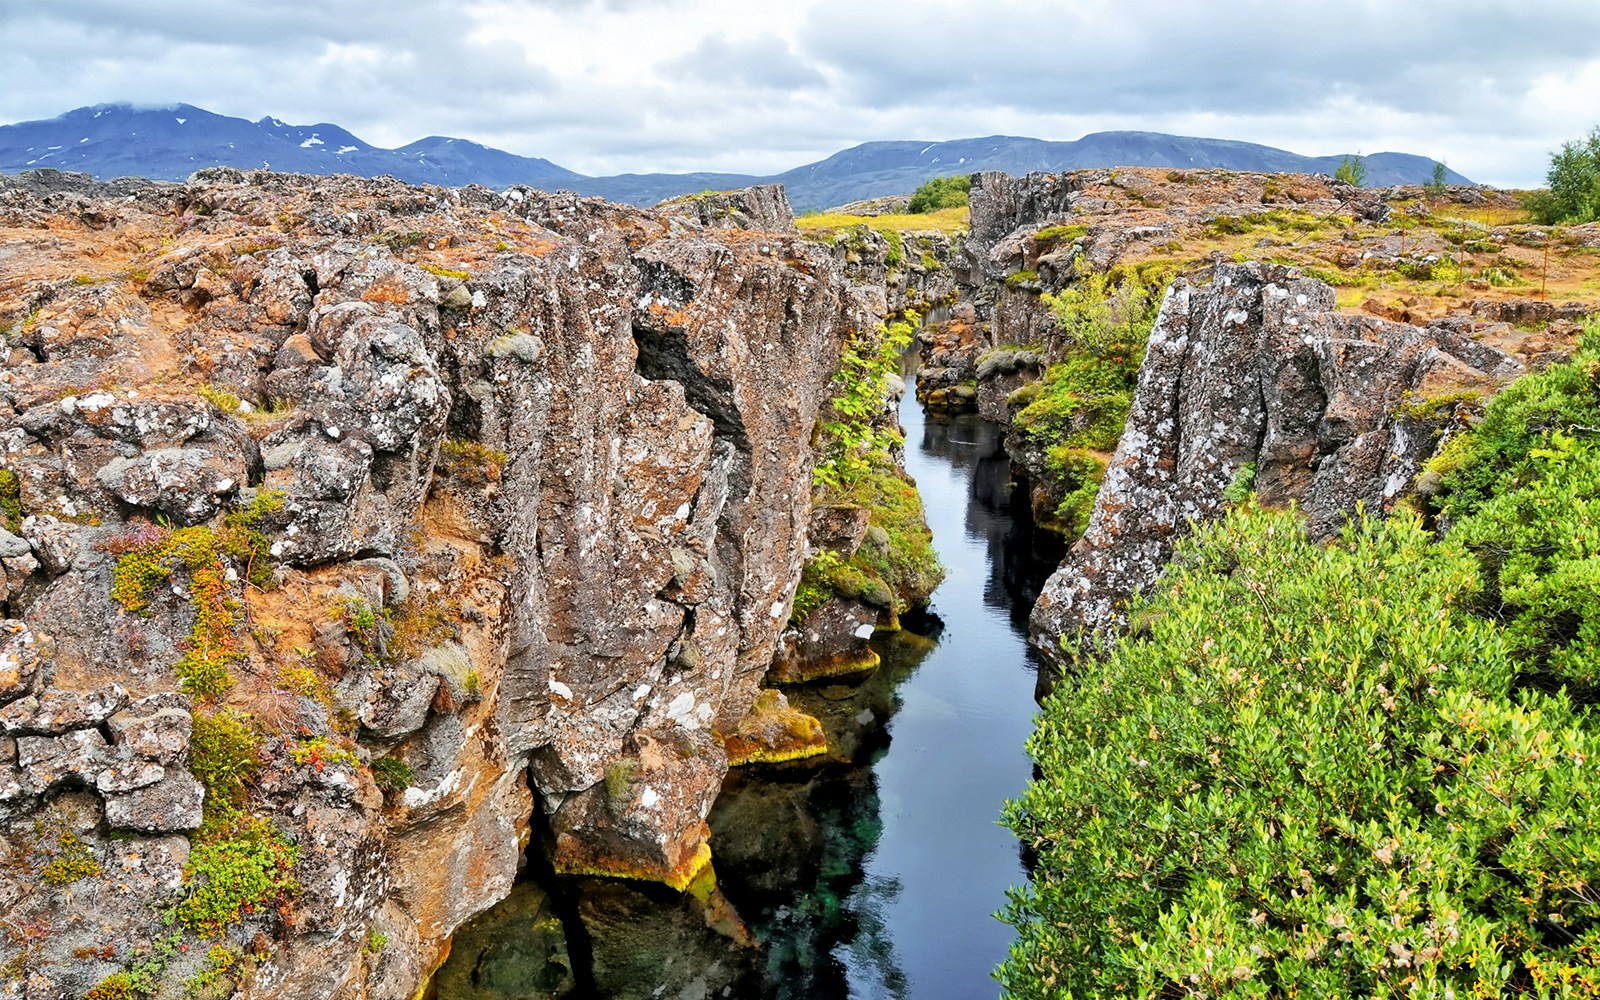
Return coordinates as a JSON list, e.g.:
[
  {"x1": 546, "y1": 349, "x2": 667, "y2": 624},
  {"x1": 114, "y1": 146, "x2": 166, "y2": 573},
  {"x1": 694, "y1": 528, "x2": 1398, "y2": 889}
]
[{"x1": 0, "y1": 104, "x2": 1476, "y2": 211}]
